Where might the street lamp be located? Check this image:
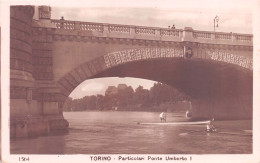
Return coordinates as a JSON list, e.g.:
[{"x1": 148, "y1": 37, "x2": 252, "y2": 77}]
[{"x1": 214, "y1": 15, "x2": 219, "y2": 32}]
